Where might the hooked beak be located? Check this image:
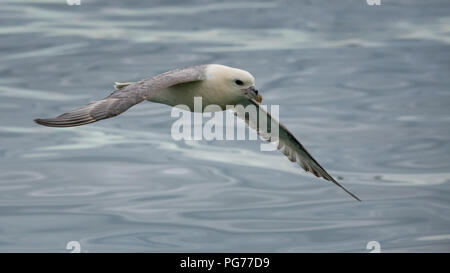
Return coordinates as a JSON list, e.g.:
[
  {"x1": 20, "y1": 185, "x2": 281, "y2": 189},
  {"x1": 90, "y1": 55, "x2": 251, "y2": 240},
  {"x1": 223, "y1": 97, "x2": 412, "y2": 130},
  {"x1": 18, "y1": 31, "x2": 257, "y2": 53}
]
[
  {"x1": 245, "y1": 86, "x2": 262, "y2": 103},
  {"x1": 255, "y1": 94, "x2": 263, "y2": 103}
]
